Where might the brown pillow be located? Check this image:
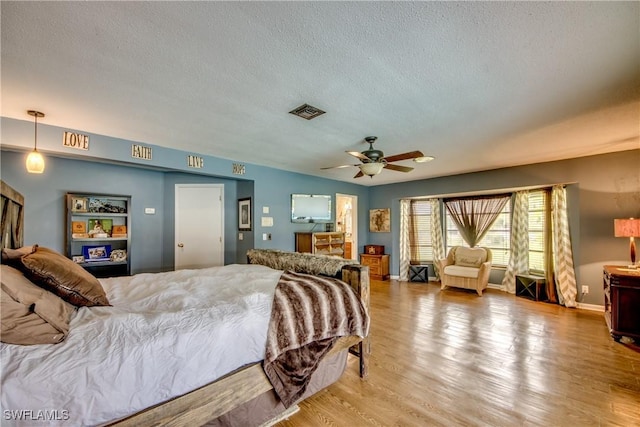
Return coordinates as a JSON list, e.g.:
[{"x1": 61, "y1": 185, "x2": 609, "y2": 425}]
[
  {"x1": 20, "y1": 246, "x2": 110, "y2": 307},
  {"x1": 1, "y1": 264, "x2": 75, "y2": 345},
  {"x1": 1, "y1": 245, "x2": 37, "y2": 265}
]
